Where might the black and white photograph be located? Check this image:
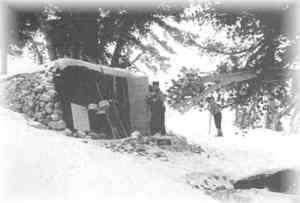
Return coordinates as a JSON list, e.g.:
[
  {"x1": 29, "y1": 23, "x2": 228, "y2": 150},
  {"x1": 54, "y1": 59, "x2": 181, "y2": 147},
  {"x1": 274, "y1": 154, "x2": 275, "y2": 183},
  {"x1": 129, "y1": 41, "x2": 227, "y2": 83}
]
[{"x1": 0, "y1": 0, "x2": 299, "y2": 202}]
